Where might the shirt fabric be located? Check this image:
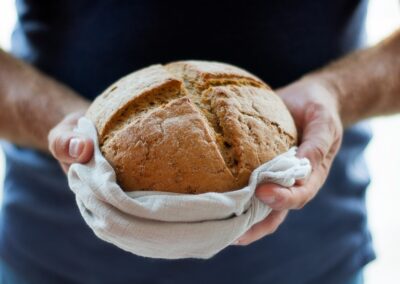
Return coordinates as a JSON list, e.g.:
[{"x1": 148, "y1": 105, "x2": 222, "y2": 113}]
[{"x1": 0, "y1": 0, "x2": 375, "y2": 283}]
